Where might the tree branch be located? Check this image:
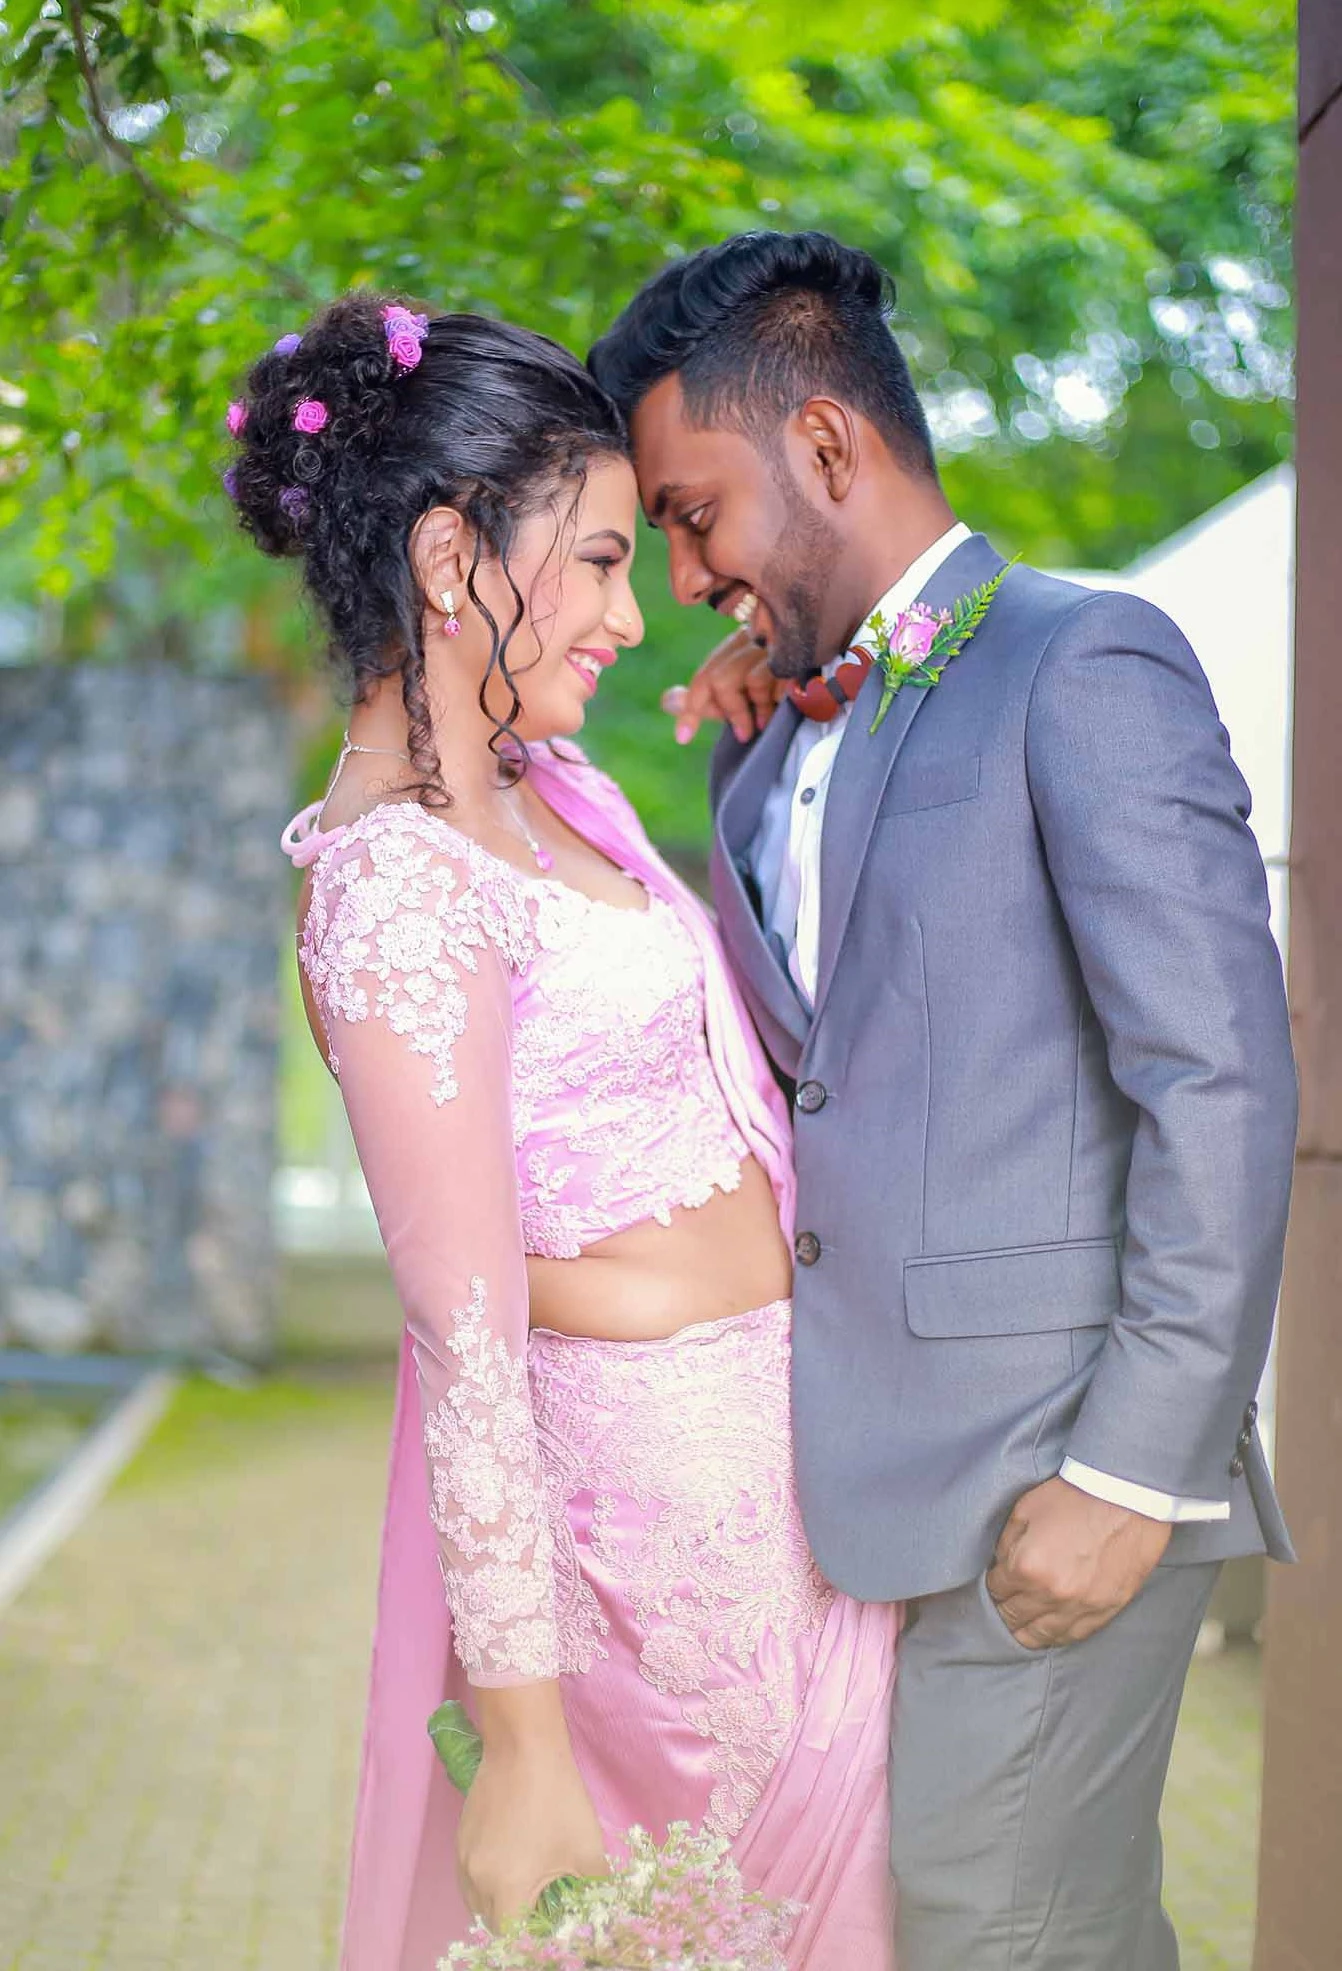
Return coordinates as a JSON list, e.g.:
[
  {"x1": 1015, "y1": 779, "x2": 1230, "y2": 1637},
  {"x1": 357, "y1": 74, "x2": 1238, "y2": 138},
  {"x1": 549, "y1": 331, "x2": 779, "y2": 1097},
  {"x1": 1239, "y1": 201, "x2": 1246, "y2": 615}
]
[{"x1": 65, "y1": 0, "x2": 316, "y2": 304}]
